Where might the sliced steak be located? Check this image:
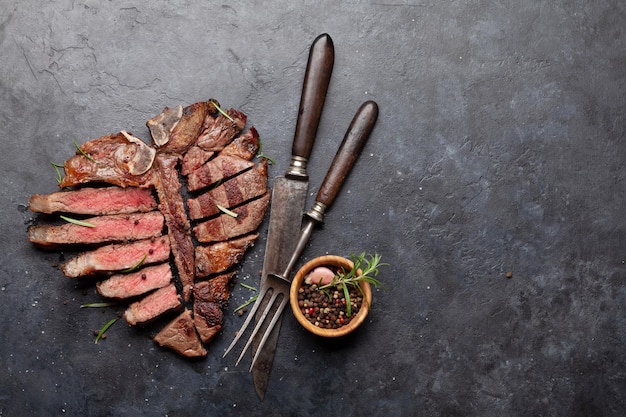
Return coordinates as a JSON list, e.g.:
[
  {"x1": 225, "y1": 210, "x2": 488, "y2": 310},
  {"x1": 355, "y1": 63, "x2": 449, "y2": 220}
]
[
  {"x1": 59, "y1": 132, "x2": 156, "y2": 189},
  {"x1": 193, "y1": 192, "x2": 270, "y2": 243},
  {"x1": 154, "y1": 154, "x2": 195, "y2": 301},
  {"x1": 195, "y1": 234, "x2": 258, "y2": 278},
  {"x1": 193, "y1": 273, "x2": 232, "y2": 307},
  {"x1": 123, "y1": 283, "x2": 182, "y2": 326},
  {"x1": 221, "y1": 126, "x2": 260, "y2": 160},
  {"x1": 28, "y1": 211, "x2": 164, "y2": 248},
  {"x1": 193, "y1": 274, "x2": 232, "y2": 343},
  {"x1": 187, "y1": 161, "x2": 268, "y2": 221},
  {"x1": 193, "y1": 301, "x2": 223, "y2": 344},
  {"x1": 153, "y1": 309, "x2": 207, "y2": 357},
  {"x1": 96, "y1": 262, "x2": 172, "y2": 299},
  {"x1": 61, "y1": 236, "x2": 170, "y2": 278},
  {"x1": 186, "y1": 154, "x2": 256, "y2": 192},
  {"x1": 152, "y1": 100, "x2": 212, "y2": 155},
  {"x1": 28, "y1": 186, "x2": 157, "y2": 215},
  {"x1": 195, "y1": 109, "x2": 246, "y2": 151},
  {"x1": 181, "y1": 146, "x2": 214, "y2": 176}
]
